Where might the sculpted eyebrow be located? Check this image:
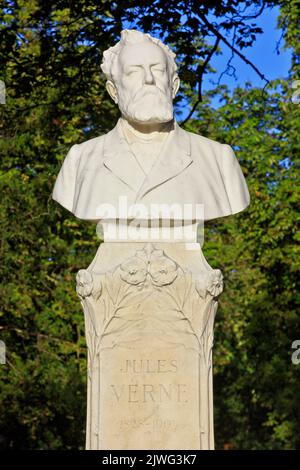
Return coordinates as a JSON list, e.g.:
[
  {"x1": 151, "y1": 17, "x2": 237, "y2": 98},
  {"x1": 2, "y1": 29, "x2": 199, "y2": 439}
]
[
  {"x1": 125, "y1": 64, "x2": 142, "y2": 72},
  {"x1": 124, "y1": 62, "x2": 165, "y2": 72}
]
